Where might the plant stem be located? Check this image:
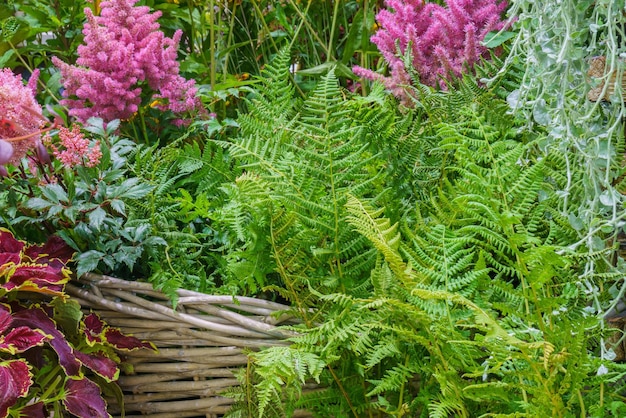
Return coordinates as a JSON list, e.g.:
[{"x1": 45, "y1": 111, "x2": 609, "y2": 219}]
[
  {"x1": 576, "y1": 389, "x2": 586, "y2": 417},
  {"x1": 186, "y1": 0, "x2": 196, "y2": 57},
  {"x1": 138, "y1": 107, "x2": 149, "y2": 144},
  {"x1": 7, "y1": 41, "x2": 61, "y2": 104},
  {"x1": 360, "y1": 0, "x2": 370, "y2": 95},
  {"x1": 285, "y1": 0, "x2": 330, "y2": 59},
  {"x1": 250, "y1": 0, "x2": 279, "y2": 55},
  {"x1": 209, "y1": 0, "x2": 216, "y2": 90},
  {"x1": 327, "y1": 0, "x2": 342, "y2": 62},
  {"x1": 327, "y1": 364, "x2": 359, "y2": 417},
  {"x1": 222, "y1": 0, "x2": 239, "y2": 79}
]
